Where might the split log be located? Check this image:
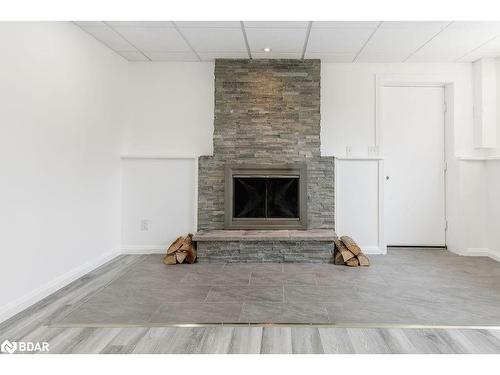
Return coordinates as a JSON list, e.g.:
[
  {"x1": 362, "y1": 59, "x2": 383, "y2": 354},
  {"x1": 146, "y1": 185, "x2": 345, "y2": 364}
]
[
  {"x1": 179, "y1": 234, "x2": 193, "y2": 251},
  {"x1": 163, "y1": 254, "x2": 177, "y2": 265},
  {"x1": 334, "y1": 249, "x2": 344, "y2": 265},
  {"x1": 341, "y1": 249, "x2": 355, "y2": 262},
  {"x1": 357, "y1": 253, "x2": 370, "y2": 267},
  {"x1": 346, "y1": 258, "x2": 359, "y2": 267},
  {"x1": 335, "y1": 235, "x2": 370, "y2": 268},
  {"x1": 334, "y1": 240, "x2": 355, "y2": 262},
  {"x1": 184, "y1": 246, "x2": 197, "y2": 264},
  {"x1": 334, "y1": 240, "x2": 346, "y2": 265},
  {"x1": 176, "y1": 251, "x2": 188, "y2": 264},
  {"x1": 167, "y1": 236, "x2": 184, "y2": 255},
  {"x1": 340, "y1": 236, "x2": 362, "y2": 256},
  {"x1": 164, "y1": 234, "x2": 197, "y2": 265}
]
